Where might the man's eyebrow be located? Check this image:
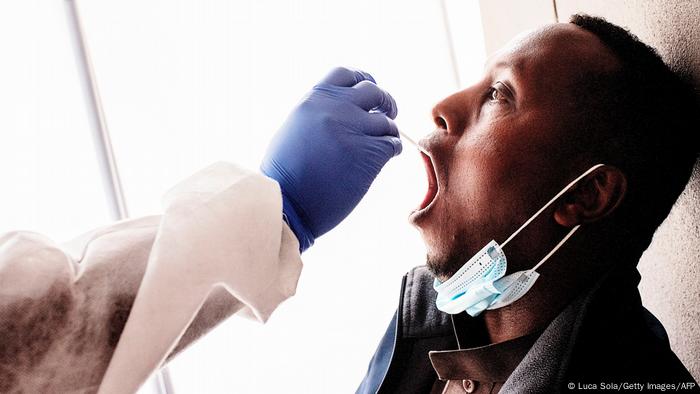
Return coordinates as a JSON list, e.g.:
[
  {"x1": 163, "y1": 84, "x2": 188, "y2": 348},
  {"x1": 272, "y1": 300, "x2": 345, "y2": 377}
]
[
  {"x1": 493, "y1": 60, "x2": 511, "y2": 69},
  {"x1": 484, "y1": 58, "x2": 524, "y2": 74}
]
